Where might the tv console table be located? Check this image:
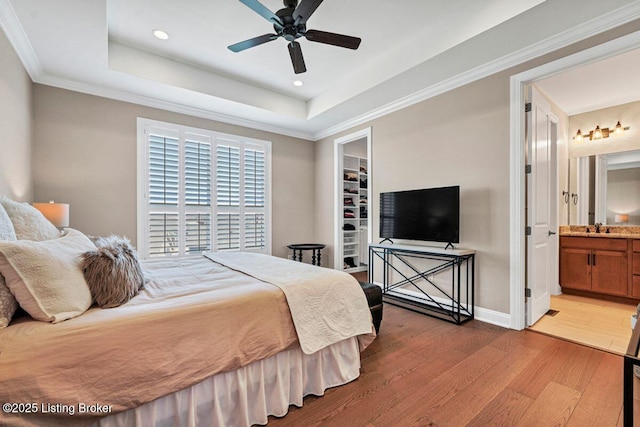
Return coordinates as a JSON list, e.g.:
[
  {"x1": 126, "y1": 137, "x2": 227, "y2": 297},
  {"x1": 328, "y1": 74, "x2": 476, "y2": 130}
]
[{"x1": 368, "y1": 243, "x2": 475, "y2": 324}]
